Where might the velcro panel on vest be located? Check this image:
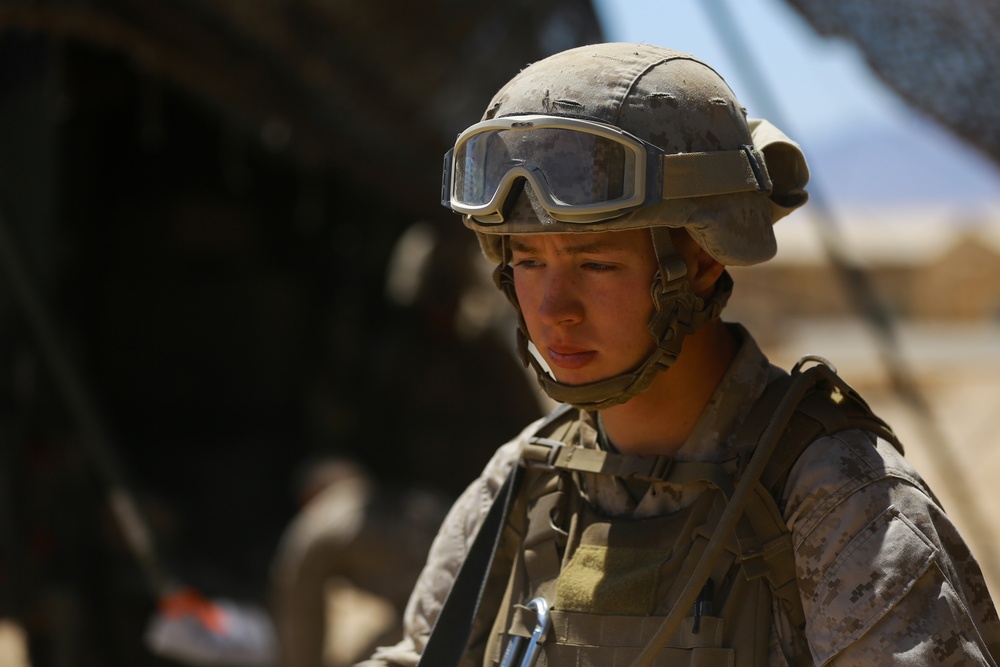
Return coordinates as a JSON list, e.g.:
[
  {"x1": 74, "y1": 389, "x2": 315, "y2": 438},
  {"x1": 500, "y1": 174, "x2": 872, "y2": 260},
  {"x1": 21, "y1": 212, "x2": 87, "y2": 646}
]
[{"x1": 556, "y1": 544, "x2": 661, "y2": 615}]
